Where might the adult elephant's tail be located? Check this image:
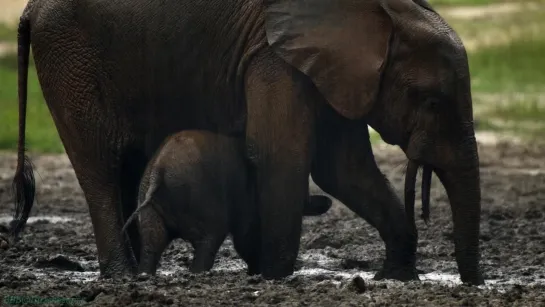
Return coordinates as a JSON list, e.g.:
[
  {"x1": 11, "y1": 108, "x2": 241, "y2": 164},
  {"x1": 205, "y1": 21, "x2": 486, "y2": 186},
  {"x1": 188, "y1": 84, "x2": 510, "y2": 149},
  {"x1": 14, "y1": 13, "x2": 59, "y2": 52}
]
[{"x1": 10, "y1": 13, "x2": 36, "y2": 243}]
